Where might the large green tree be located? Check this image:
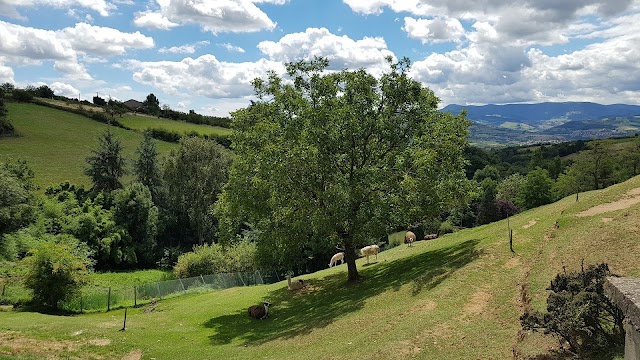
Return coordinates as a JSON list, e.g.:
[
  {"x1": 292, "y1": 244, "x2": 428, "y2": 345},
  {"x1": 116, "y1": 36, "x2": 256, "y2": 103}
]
[
  {"x1": 84, "y1": 129, "x2": 127, "y2": 192},
  {"x1": 162, "y1": 137, "x2": 232, "y2": 246},
  {"x1": 143, "y1": 93, "x2": 161, "y2": 116},
  {"x1": 521, "y1": 167, "x2": 554, "y2": 209},
  {"x1": 216, "y1": 57, "x2": 471, "y2": 282},
  {"x1": 134, "y1": 130, "x2": 161, "y2": 196}
]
